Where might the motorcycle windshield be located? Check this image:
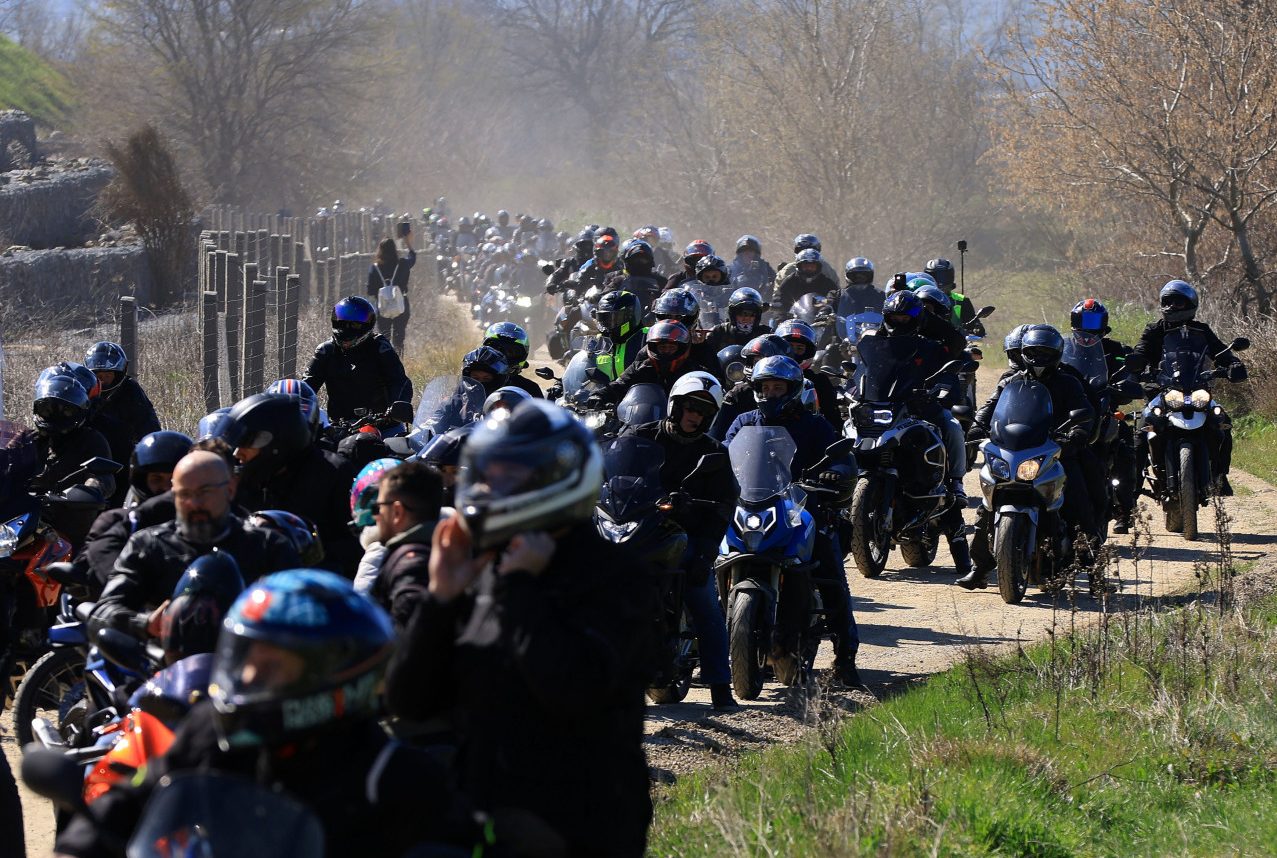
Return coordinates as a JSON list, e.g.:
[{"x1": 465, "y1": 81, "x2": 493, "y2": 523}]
[
  {"x1": 729, "y1": 425, "x2": 797, "y2": 504},
  {"x1": 1062, "y1": 332, "x2": 1108, "y2": 387},
  {"x1": 616, "y1": 383, "x2": 667, "y2": 427},
  {"x1": 127, "y1": 772, "x2": 324, "y2": 858},
  {"x1": 413, "y1": 375, "x2": 459, "y2": 429},
  {"x1": 599, "y1": 435, "x2": 666, "y2": 522},
  {"x1": 1157, "y1": 327, "x2": 1212, "y2": 389},
  {"x1": 416, "y1": 376, "x2": 484, "y2": 436},
  {"x1": 842, "y1": 310, "x2": 883, "y2": 344},
  {"x1": 990, "y1": 376, "x2": 1053, "y2": 450},
  {"x1": 853, "y1": 334, "x2": 926, "y2": 403},
  {"x1": 790, "y1": 293, "x2": 827, "y2": 325},
  {"x1": 562, "y1": 349, "x2": 594, "y2": 397}
]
